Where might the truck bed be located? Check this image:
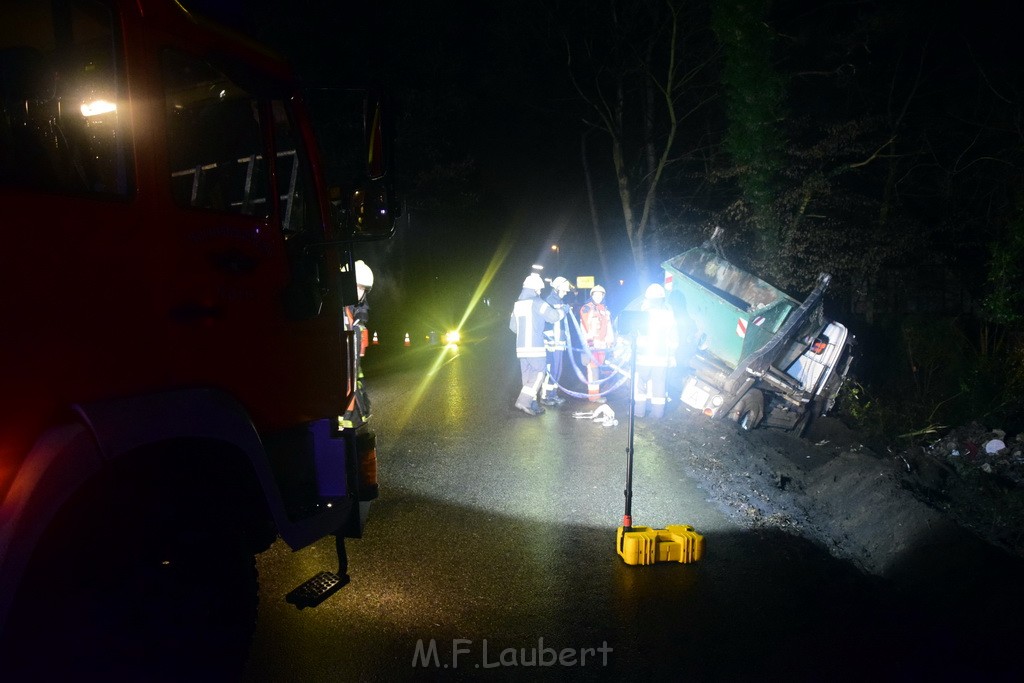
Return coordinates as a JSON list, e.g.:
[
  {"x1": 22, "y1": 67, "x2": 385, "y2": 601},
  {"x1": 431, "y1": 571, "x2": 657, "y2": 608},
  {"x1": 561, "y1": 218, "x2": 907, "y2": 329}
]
[{"x1": 663, "y1": 248, "x2": 798, "y2": 369}]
